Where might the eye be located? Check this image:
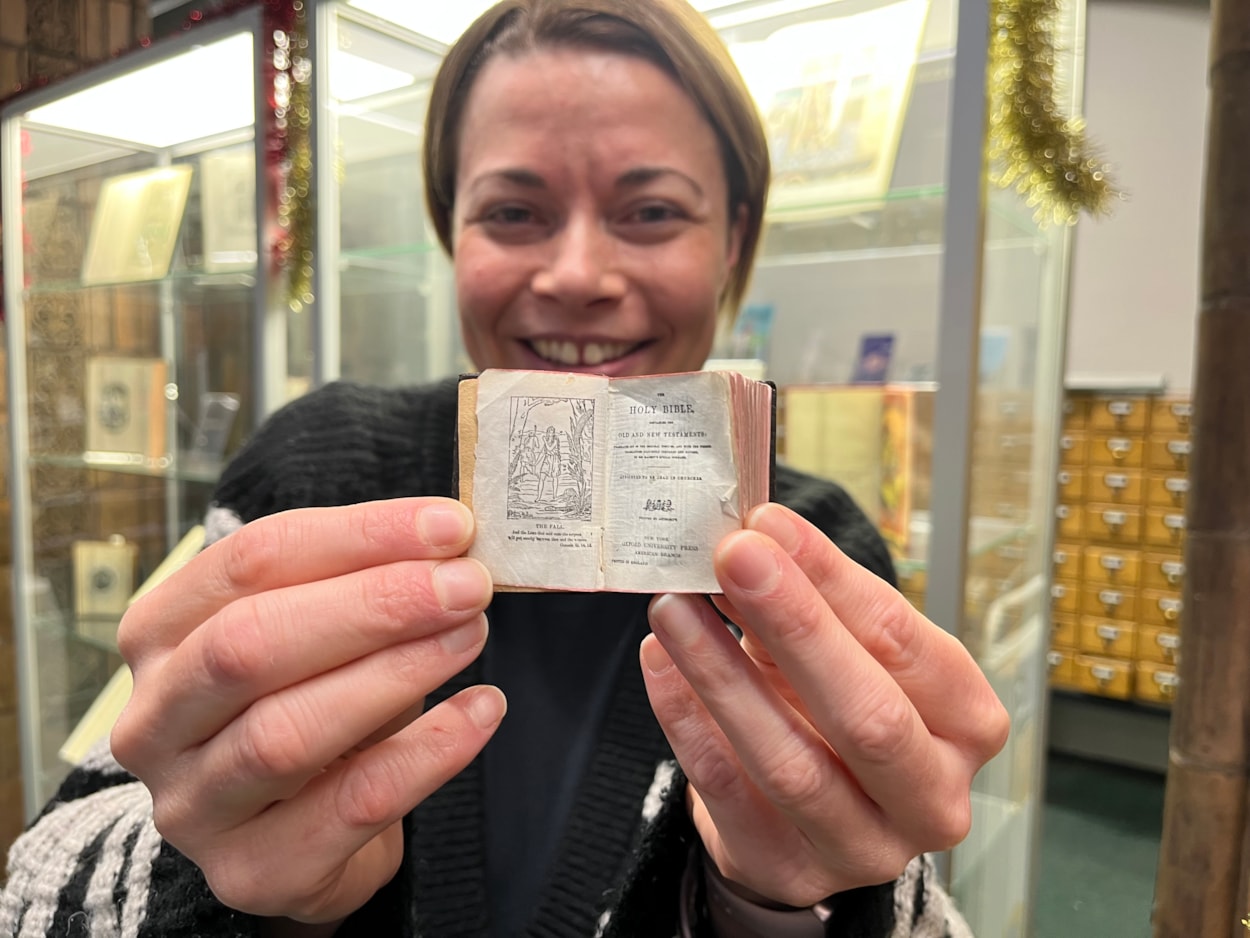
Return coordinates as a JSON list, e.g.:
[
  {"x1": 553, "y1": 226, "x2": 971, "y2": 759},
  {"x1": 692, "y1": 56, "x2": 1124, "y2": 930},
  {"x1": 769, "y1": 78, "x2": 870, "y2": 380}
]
[
  {"x1": 624, "y1": 202, "x2": 684, "y2": 225},
  {"x1": 485, "y1": 204, "x2": 537, "y2": 225}
]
